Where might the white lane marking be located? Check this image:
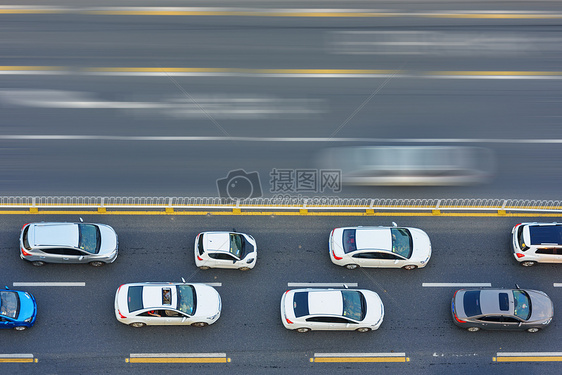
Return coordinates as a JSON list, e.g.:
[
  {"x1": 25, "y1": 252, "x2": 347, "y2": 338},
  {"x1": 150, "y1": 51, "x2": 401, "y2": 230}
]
[
  {"x1": 13, "y1": 282, "x2": 85, "y2": 287},
  {"x1": 288, "y1": 283, "x2": 358, "y2": 287},
  {"x1": 205, "y1": 283, "x2": 222, "y2": 287},
  {"x1": 2, "y1": 135, "x2": 562, "y2": 144},
  {"x1": 130, "y1": 353, "x2": 226, "y2": 358},
  {"x1": 315, "y1": 352, "x2": 405, "y2": 357},
  {"x1": 0, "y1": 354, "x2": 34, "y2": 358},
  {"x1": 498, "y1": 352, "x2": 562, "y2": 357},
  {"x1": 422, "y1": 283, "x2": 491, "y2": 287},
  {"x1": 554, "y1": 283, "x2": 562, "y2": 287}
]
